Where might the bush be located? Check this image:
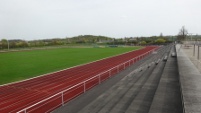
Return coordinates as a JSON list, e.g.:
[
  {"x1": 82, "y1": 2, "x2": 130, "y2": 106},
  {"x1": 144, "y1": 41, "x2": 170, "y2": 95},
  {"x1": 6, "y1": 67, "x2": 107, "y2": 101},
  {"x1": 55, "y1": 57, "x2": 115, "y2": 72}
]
[
  {"x1": 155, "y1": 38, "x2": 166, "y2": 43},
  {"x1": 139, "y1": 41, "x2": 147, "y2": 45}
]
